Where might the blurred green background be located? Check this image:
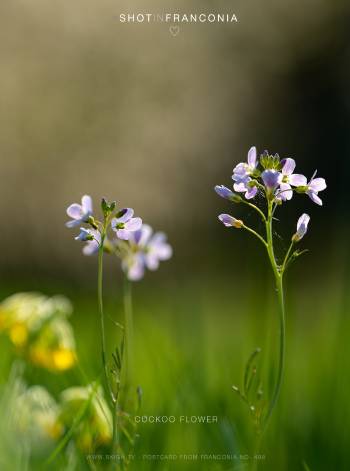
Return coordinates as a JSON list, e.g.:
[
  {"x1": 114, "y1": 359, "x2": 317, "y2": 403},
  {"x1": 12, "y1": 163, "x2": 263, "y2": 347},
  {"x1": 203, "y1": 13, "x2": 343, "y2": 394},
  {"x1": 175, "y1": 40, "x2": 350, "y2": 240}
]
[{"x1": 1, "y1": 0, "x2": 350, "y2": 470}]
